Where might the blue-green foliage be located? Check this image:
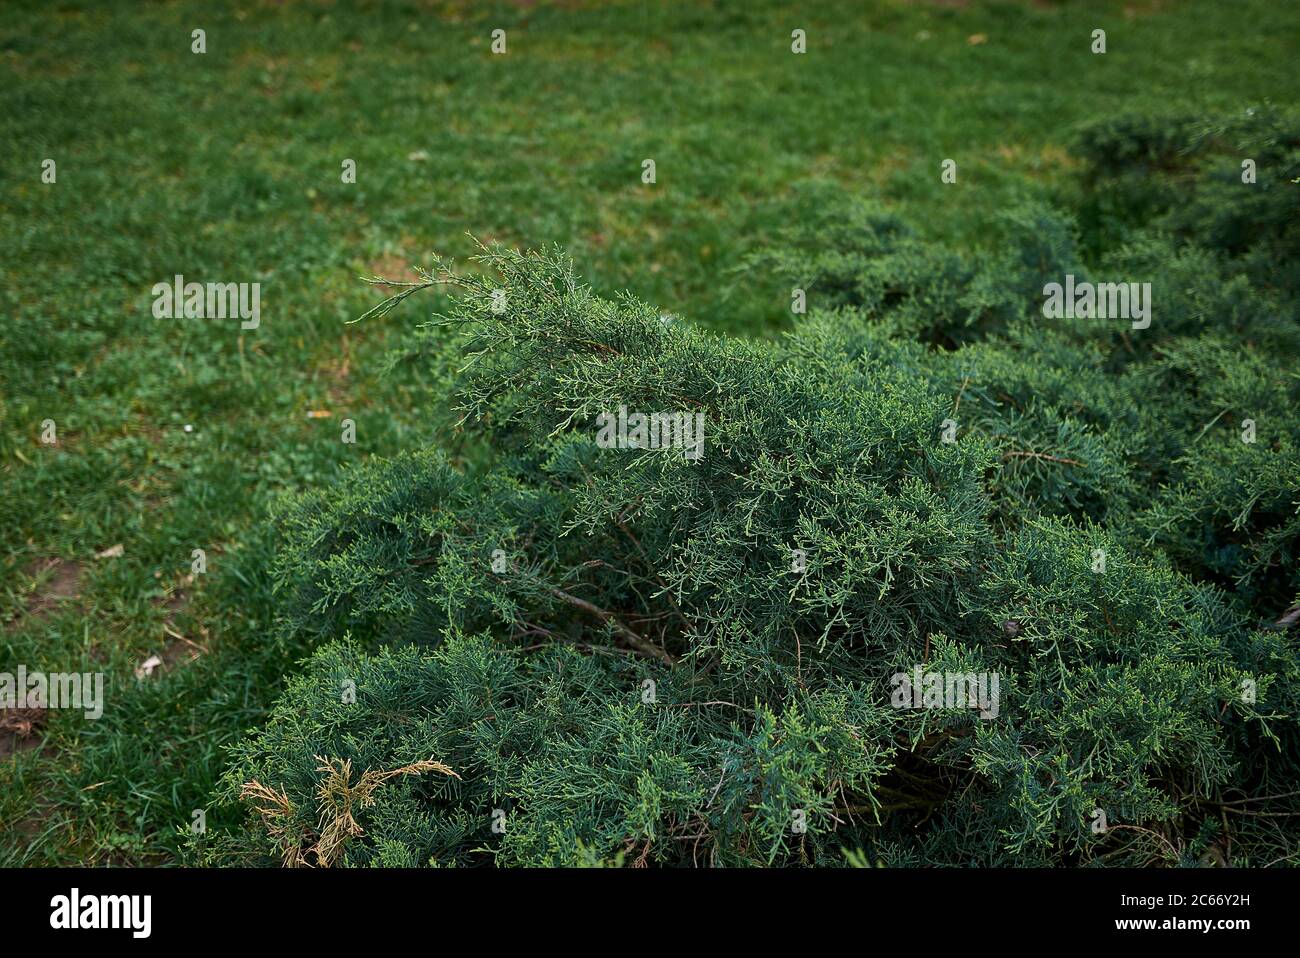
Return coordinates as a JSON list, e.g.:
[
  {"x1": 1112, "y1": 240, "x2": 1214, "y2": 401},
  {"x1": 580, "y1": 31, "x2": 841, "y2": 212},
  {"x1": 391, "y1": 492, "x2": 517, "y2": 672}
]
[{"x1": 203, "y1": 111, "x2": 1300, "y2": 868}]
